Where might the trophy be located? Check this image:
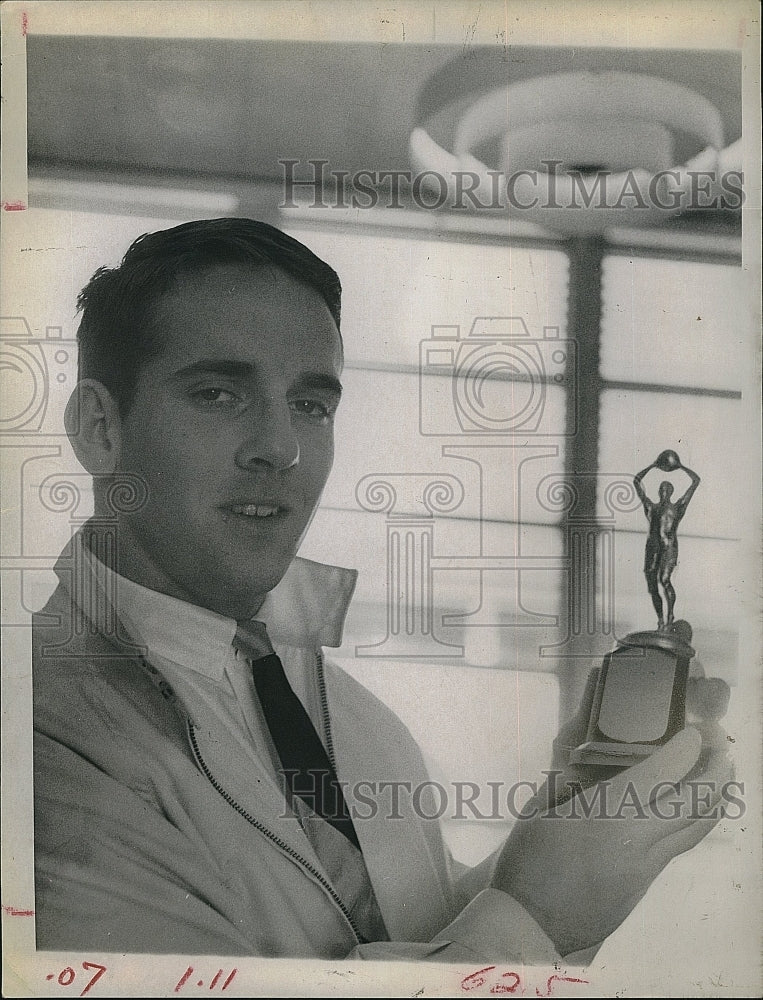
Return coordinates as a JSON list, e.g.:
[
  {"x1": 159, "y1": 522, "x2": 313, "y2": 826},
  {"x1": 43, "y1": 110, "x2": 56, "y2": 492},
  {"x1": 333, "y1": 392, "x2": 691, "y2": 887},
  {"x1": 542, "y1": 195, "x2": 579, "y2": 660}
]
[{"x1": 571, "y1": 450, "x2": 701, "y2": 767}]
